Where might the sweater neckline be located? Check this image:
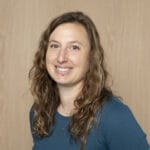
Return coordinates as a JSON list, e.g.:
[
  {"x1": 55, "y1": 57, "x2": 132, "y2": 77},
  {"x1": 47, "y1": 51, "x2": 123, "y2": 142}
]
[{"x1": 55, "y1": 111, "x2": 70, "y2": 121}]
